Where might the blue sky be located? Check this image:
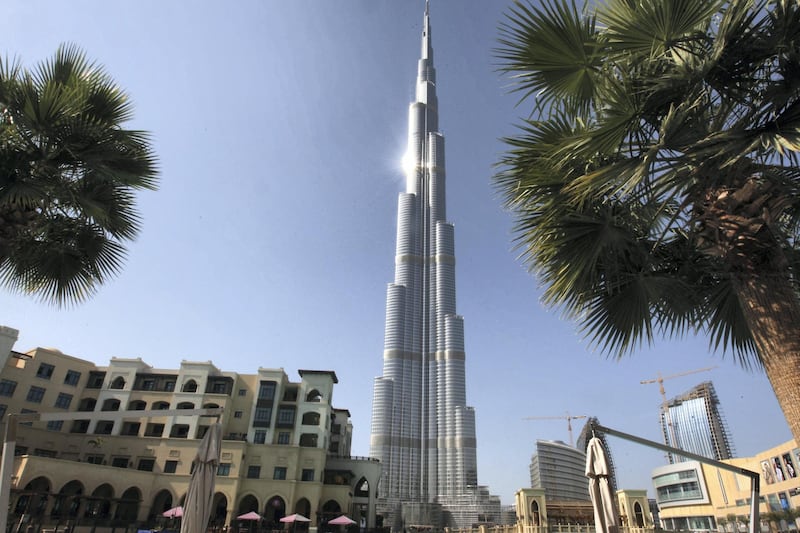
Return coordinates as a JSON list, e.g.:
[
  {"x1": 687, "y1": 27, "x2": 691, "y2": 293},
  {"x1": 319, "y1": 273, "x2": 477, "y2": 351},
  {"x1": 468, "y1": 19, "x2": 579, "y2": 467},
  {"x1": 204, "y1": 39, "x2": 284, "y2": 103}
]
[{"x1": 2, "y1": 1, "x2": 791, "y2": 505}]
